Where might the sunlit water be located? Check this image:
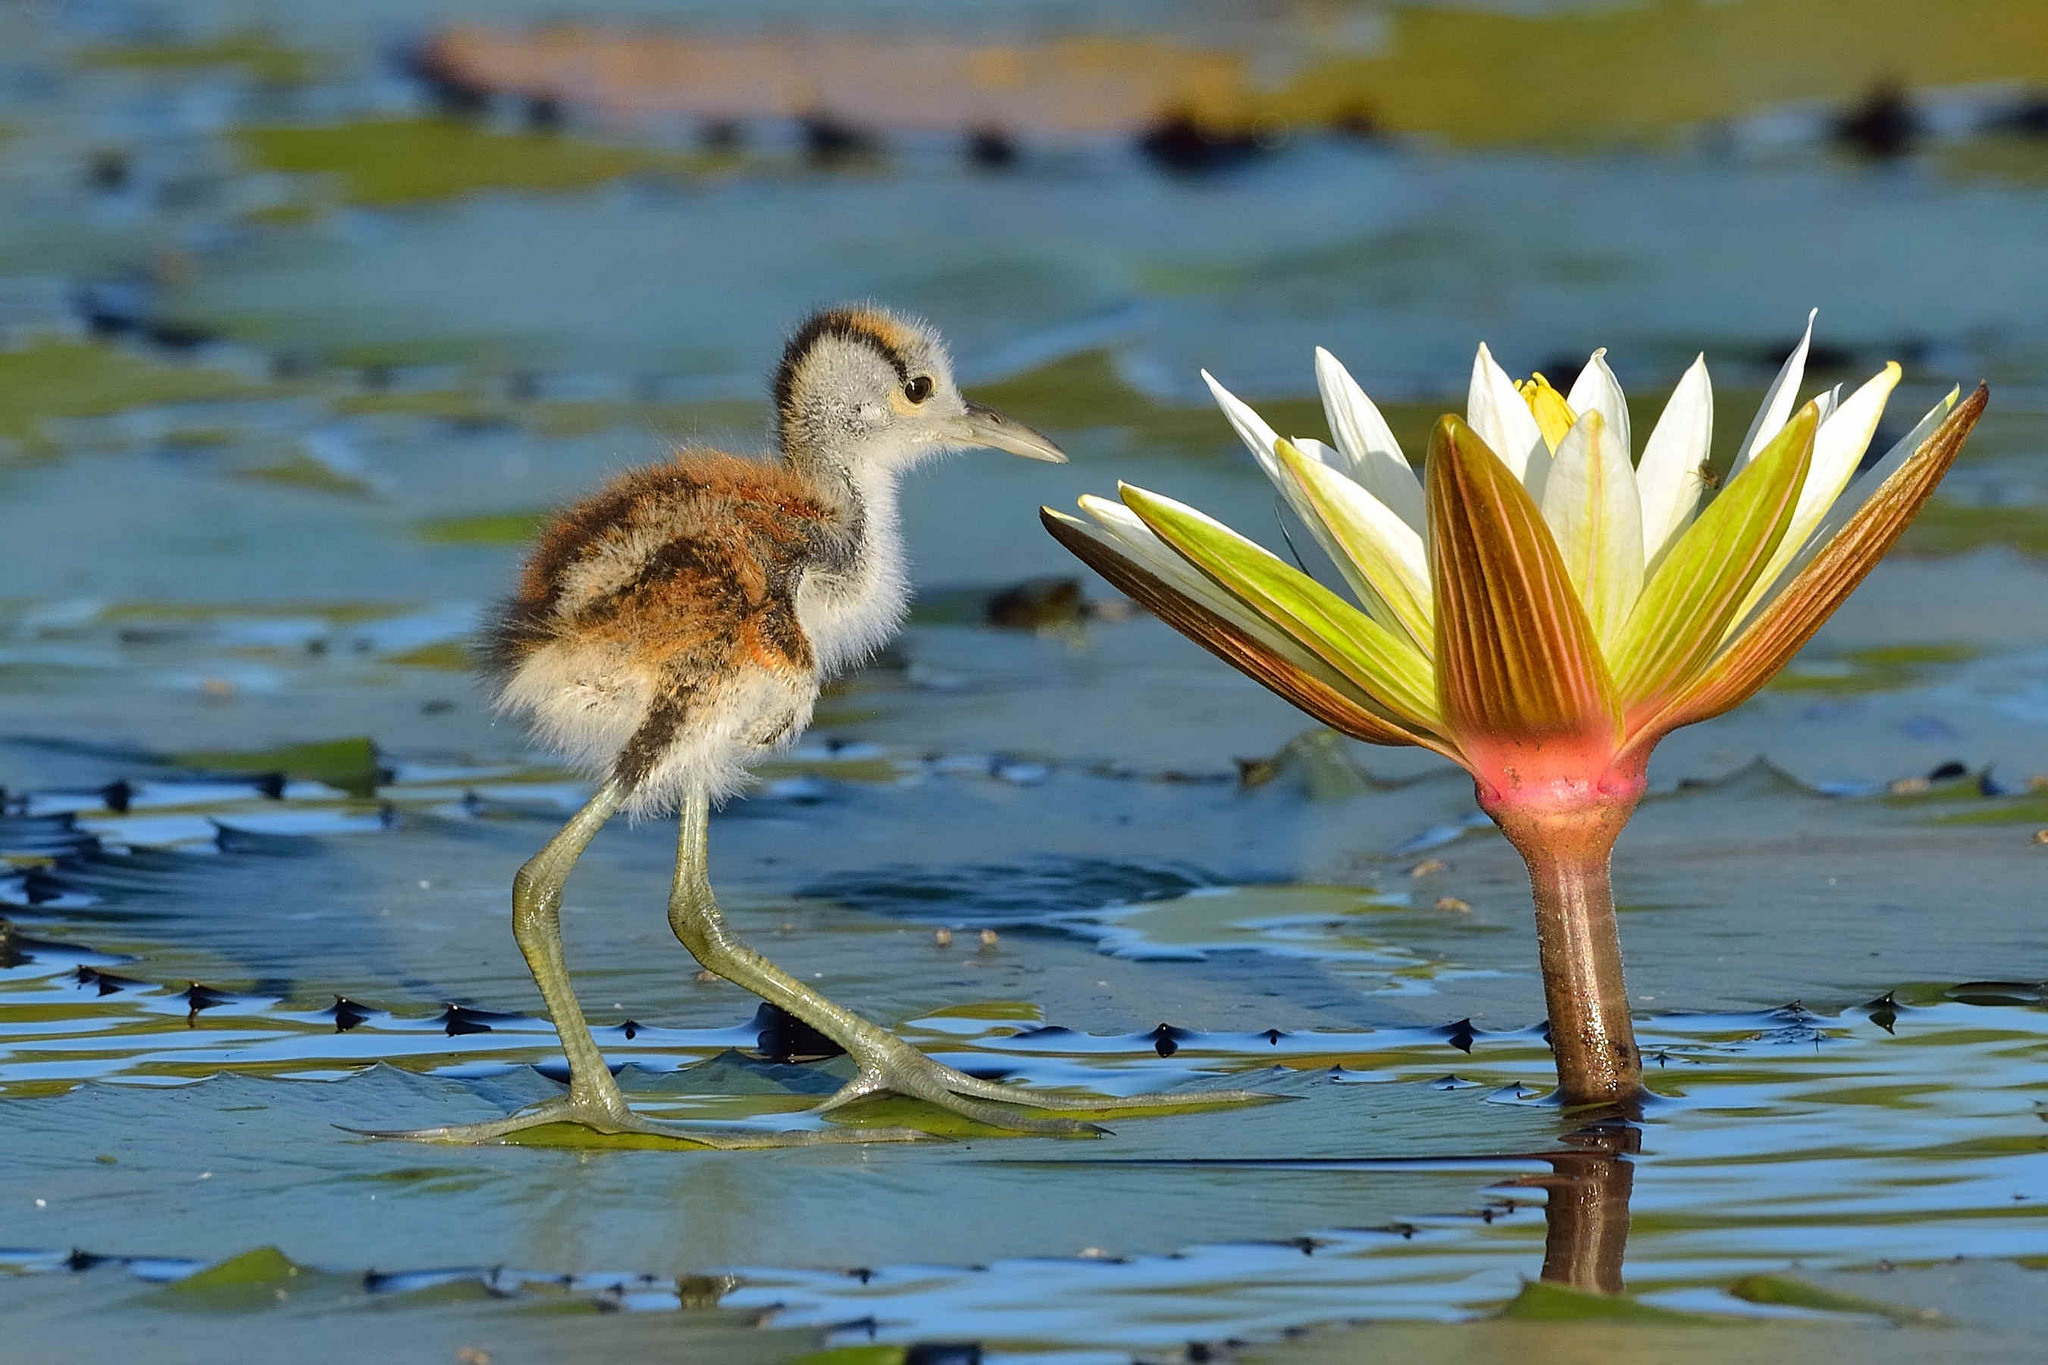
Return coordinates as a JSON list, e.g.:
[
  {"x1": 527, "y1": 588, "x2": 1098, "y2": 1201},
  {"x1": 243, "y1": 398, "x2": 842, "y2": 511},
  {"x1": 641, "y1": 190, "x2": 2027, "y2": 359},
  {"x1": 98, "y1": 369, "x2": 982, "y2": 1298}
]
[{"x1": 5, "y1": 1, "x2": 2048, "y2": 1360}]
